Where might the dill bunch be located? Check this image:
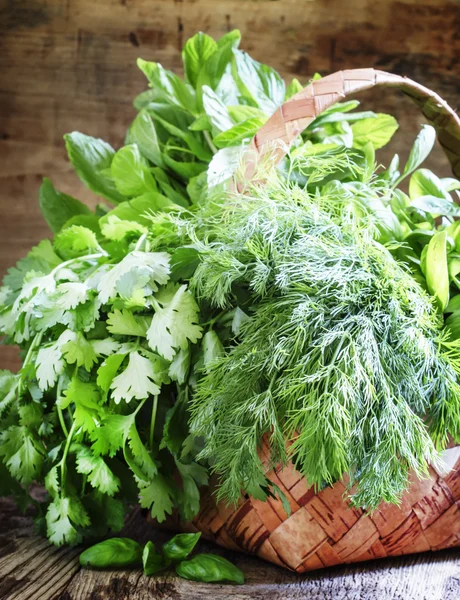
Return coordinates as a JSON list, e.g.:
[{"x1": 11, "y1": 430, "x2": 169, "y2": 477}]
[{"x1": 179, "y1": 173, "x2": 460, "y2": 510}]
